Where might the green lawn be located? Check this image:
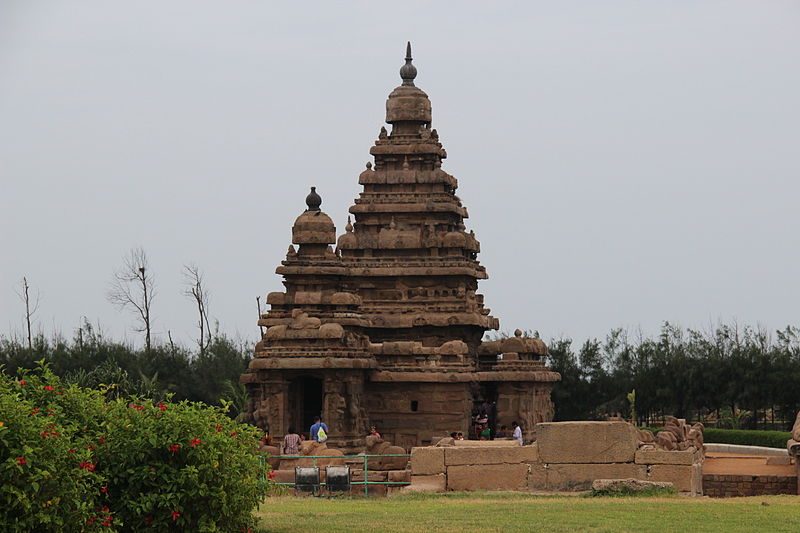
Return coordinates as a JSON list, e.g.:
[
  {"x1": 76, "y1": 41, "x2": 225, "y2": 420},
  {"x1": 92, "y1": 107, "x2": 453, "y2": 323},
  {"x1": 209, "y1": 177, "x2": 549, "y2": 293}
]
[{"x1": 256, "y1": 492, "x2": 800, "y2": 533}]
